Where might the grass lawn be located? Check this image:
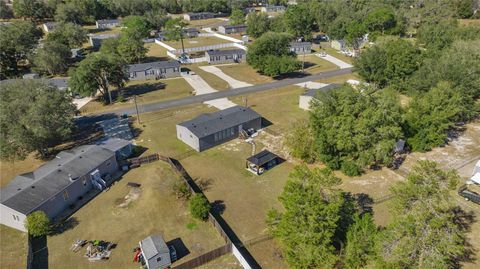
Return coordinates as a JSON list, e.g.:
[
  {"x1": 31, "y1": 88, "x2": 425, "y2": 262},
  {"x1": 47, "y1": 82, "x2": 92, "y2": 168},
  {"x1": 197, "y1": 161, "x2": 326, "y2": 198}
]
[
  {"x1": 300, "y1": 55, "x2": 339, "y2": 74},
  {"x1": 144, "y1": 43, "x2": 170, "y2": 61},
  {"x1": 187, "y1": 65, "x2": 230, "y2": 91},
  {"x1": 164, "y1": 36, "x2": 231, "y2": 49},
  {"x1": 217, "y1": 63, "x2": 273, "y2": 85},
  {"x1": 0, "y1": 225, "x2": 28, "y2": 269},
  {"x1": 187, "y1": 18, "x2": 225, "y2": 28},
  {"x1": 314, "y1": 72, "x2": 360, "y2": 84},
  {"x1": 458, "y1": 19, "x2": 480, "y2": 26},
  {"x1": 323, "y1": 47, "x2": 355, "y2": 64},
  {"x1": 80, "y1": 77, "x2": 194, "y2": 115},
  {"x1": 47, "y1": 161, "x2": 226, "y2": 268}
]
